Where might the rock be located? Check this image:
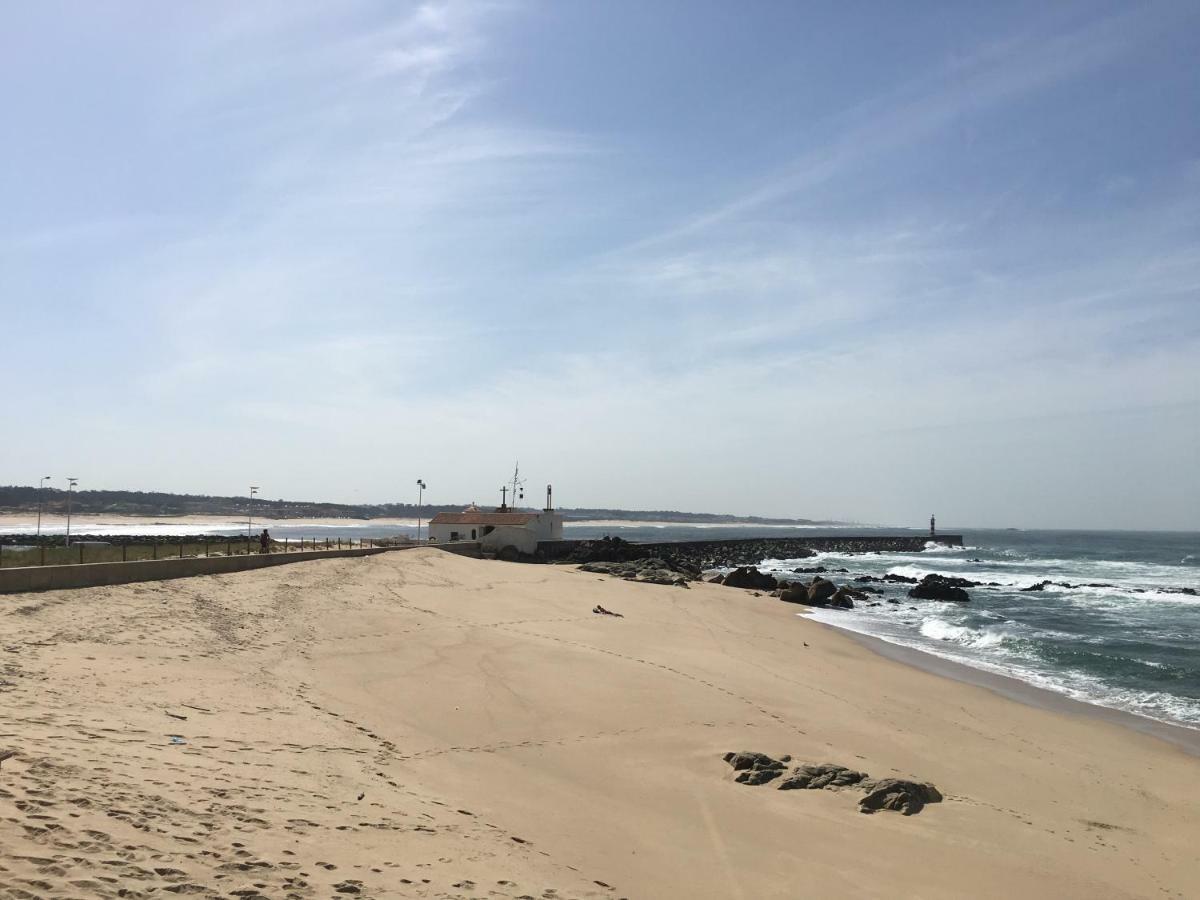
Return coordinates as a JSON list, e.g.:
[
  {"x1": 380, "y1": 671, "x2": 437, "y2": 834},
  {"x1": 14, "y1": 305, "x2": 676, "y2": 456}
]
[
  {"x1": 735, "y1": 767, "x2": 783, "y2": 785},
  {"x1": 933, "y1": 575, "x2": 978, "y2": 588},
  {"x1": 579, "y1": 558, "x2": 690, "y2": 586},
  {"x1": 778, "y1": 584, "x2": 810, "y2": 604},
  {"x1": 857, "y1": 779, "x2": 943, "y2": 816},
  {"x1": 793, "y1": 566, "x2": 827, "y2": 574},
  {"x1": 883, "y1": 573, "x2": 919, "y2": 584},
  {"x1": 886, "y1": 598, "x2": 901, "y2": 604},
  {"x1": 777, "y1": 764, "x2": 867, "y2": 791},
  {"x1": 724, "y1": 751, "x2": 786, "y2": 785},
  {"x1": 908, "y1": 574, "x2": 970, "y2": 602},
  {"x1": 567, "y1": 536, "x2": 650, "y2": 564},
  {"x1": 829, "y1": 586, "x2": 864, "y2": 609},
  {"x1": 722, "y1": 751, "x2": 785, "y2": 772},
  {"x1": 807, "y1": 578, "x2": 838, "y2": 605},
  {"x1": 706, "y1": 573, "x2": 726, "y2": 584},
  {"x1": 1020, "y1": 580, "x2": 1049, "y2": 592},
  {"x1": 722, "y1": 567, "x2": 779, "y2": 591}
]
